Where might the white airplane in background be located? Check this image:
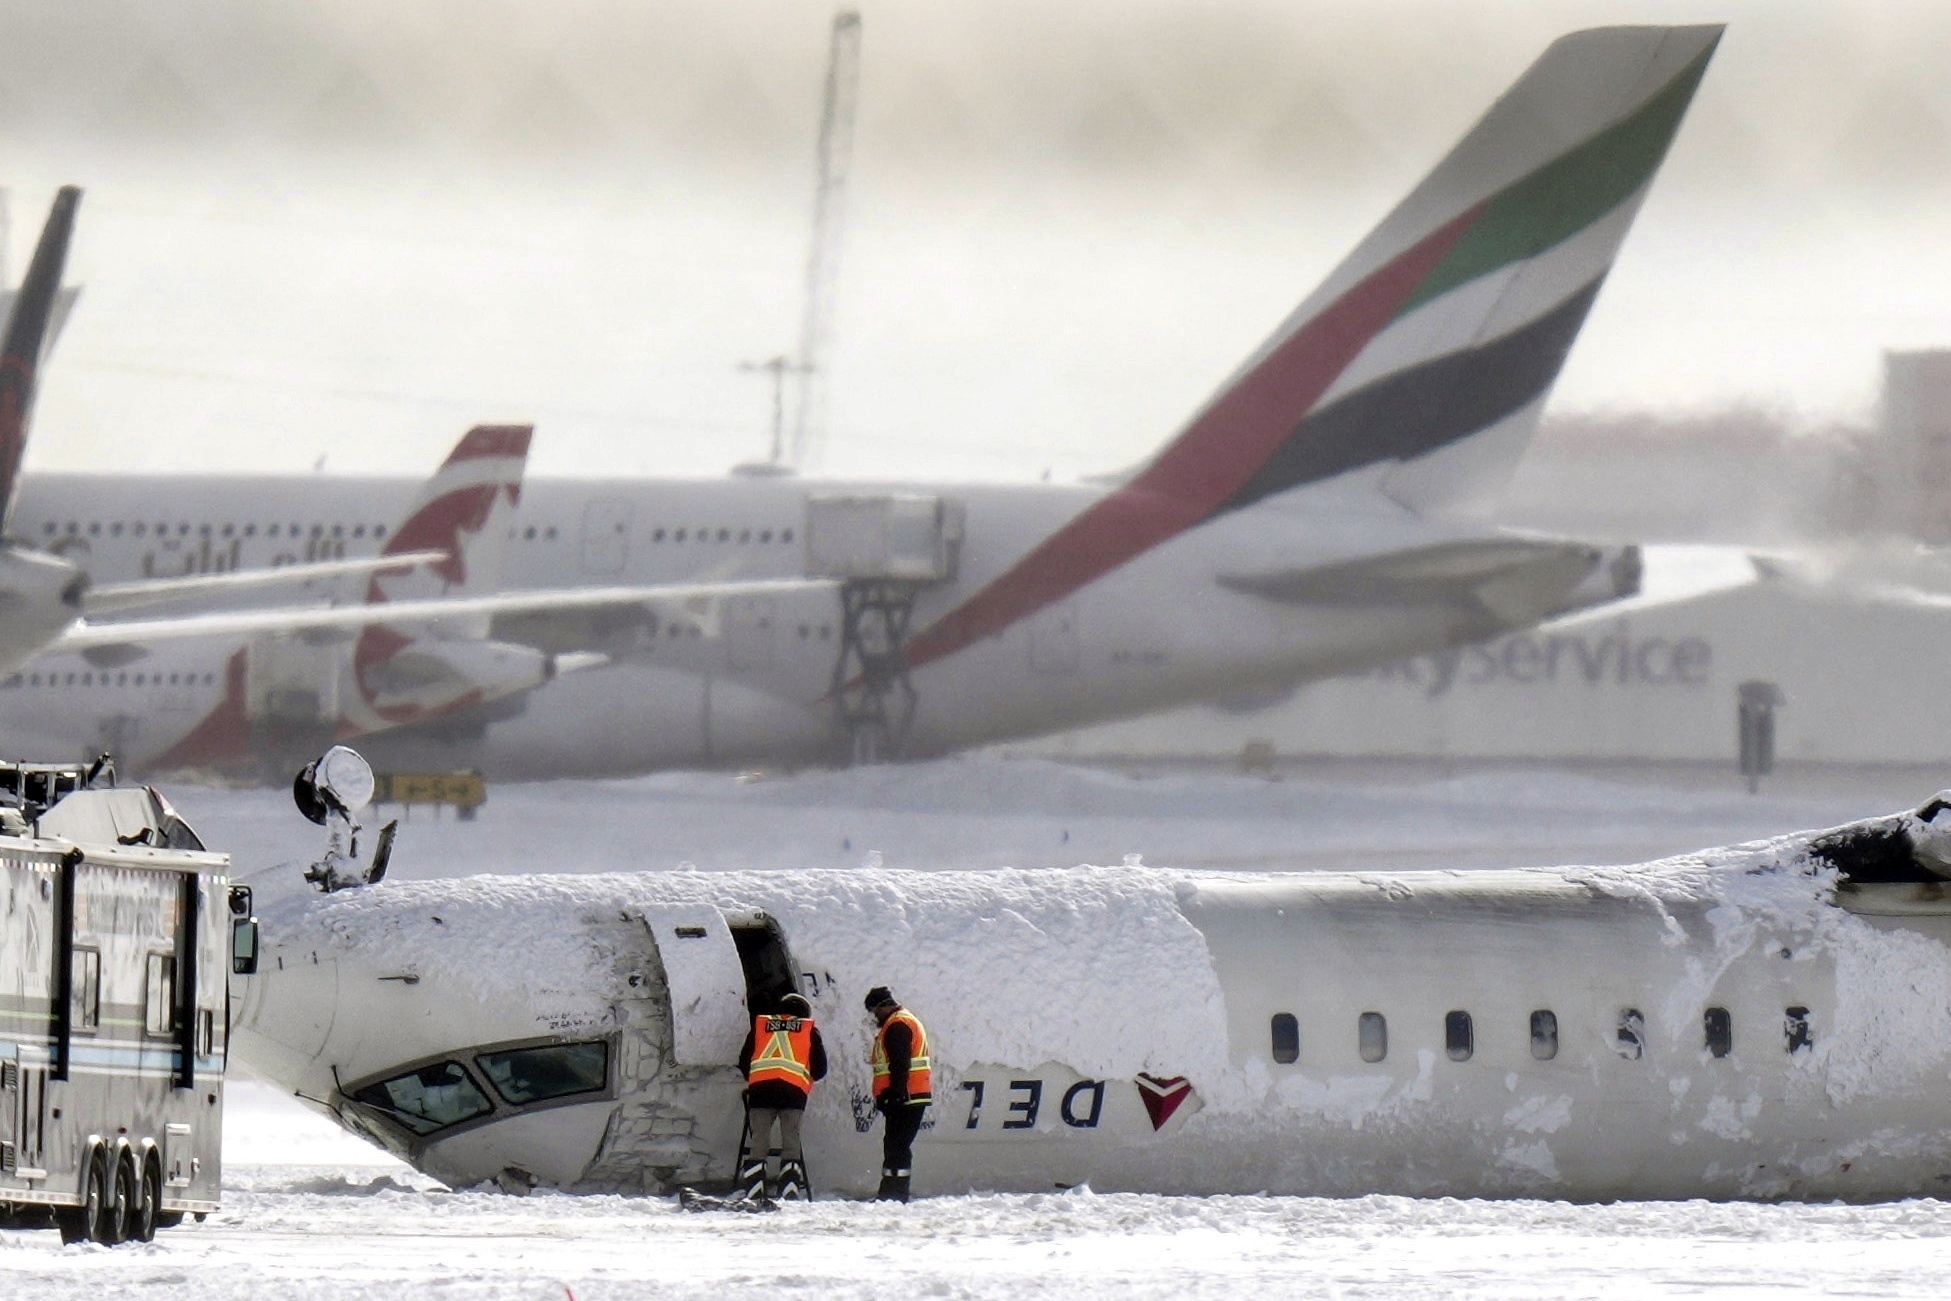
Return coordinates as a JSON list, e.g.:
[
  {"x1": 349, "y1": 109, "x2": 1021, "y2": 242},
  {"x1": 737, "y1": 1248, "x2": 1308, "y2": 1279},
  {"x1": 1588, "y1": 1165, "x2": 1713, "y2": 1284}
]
[
  {"x1": 8, "y1": 26, "x2": 1720, "y2": 778},
  {"x1": 231, "y1": 750, "x2": 1951, "y2": 1202},
  {"x1": 0, "y1": 187, "x2": 476, "y2": 673},
  {"x1": 5, "y1": 424, "x2": 834, "y2": 773}
]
